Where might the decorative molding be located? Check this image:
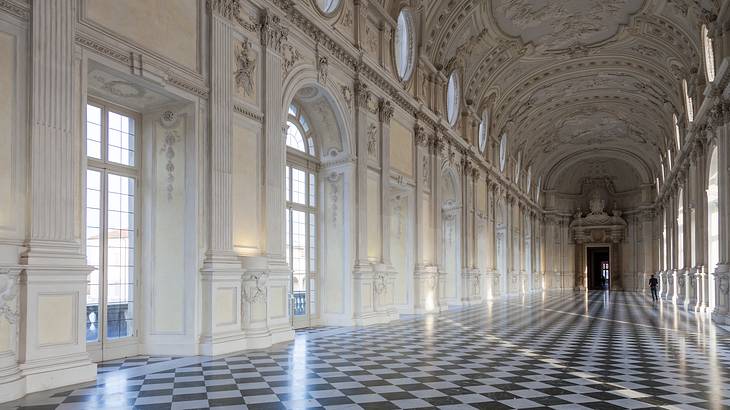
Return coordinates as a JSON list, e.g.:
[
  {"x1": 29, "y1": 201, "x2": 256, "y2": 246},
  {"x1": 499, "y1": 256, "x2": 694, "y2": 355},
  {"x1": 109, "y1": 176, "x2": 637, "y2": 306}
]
[
  {"x1": 233, "y1": 104, "x2": 264, "y2": 122},
  {"x1": 0, "y1": 0, "x2": 29, "y2": 20},
  {"x1": 281, "y1": 43, "x2": 303, "y2": 78},
  {"x1": 317, "y1": 55, "x2": 329, "y2": 85},
  {"x1": 367, "y1": 124, "x2": 378, "y2": 157},
  {"x1": 0, "y1": 268, "x2": 19, "y2": 324},
  {"x1": 327, "y1": 173, "x2": 341, "y2": 224},
  {"x1": 159, "y1": 126, "x2": 182, "y2": 201}
]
